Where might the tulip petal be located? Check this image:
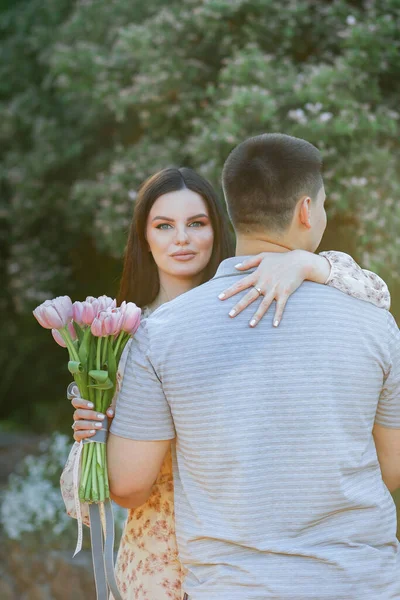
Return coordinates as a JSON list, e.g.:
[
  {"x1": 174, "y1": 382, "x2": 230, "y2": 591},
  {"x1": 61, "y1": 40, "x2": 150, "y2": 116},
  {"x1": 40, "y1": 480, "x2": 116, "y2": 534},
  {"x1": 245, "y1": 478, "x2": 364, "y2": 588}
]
[{"x1": 52, "y1": 329, "x2": 67, "y2": 348}]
